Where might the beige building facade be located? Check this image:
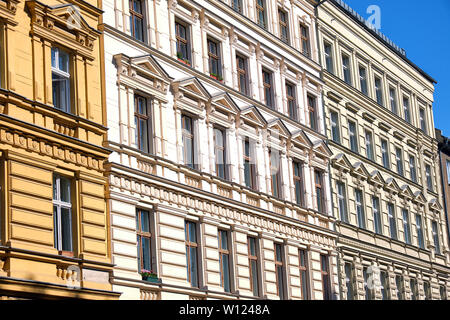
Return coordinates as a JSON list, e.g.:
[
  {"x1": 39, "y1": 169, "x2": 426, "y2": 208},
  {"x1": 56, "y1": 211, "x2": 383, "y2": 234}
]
[{"x1": 318, "y1": 0, "x2": 450, "y2": 300}]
